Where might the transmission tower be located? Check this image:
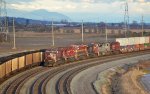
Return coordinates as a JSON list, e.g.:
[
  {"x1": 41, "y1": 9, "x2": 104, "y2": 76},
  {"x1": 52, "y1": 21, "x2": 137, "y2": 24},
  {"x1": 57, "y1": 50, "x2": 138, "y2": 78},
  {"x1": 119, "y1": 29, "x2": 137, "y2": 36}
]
[
  {"x1": 0, "y1": 0, "x2": 7, "y2": 32},
  {"x1": 124, "y1": 1, "x2": 130, "y2": 37},
  {"x1": 0, "y1": 0, "x2": 8, "y2": 41}
]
